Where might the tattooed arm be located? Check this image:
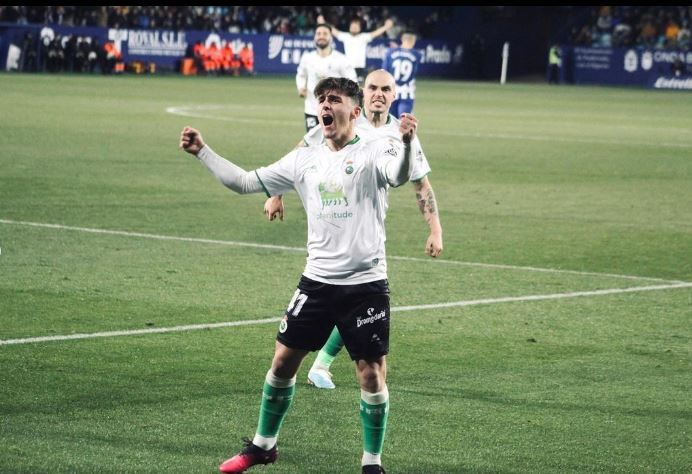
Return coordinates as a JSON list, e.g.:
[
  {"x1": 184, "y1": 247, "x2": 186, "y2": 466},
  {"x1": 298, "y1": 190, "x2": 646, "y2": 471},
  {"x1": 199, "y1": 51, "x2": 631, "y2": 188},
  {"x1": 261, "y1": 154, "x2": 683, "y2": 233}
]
[{"x1": 414, "y1": 176, "x2": 443, "y2": 257}]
